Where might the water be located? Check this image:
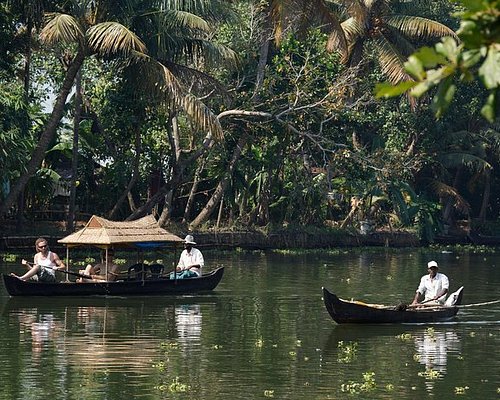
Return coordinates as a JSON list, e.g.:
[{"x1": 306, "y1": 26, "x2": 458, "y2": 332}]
[{"x1": 1, "y1": 248, "x2": 499, "y2": 399}]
